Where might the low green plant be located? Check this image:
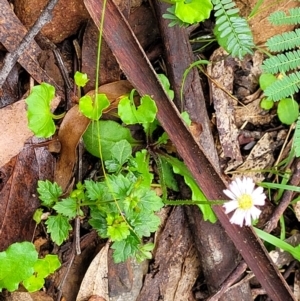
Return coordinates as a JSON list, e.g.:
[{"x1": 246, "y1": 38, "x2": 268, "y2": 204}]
[
  {"x1": 259, "y1": 73, "x2": 299, "y2": 125},
  {"x1": 28, "y1": 73, "x2": 216, "y2": 263},
  {"x1": 258, "y1": 7, "x2": 300, "y2": 154},
  {"x1": 163, "y1": 0, "x2": 254, "y2": 60},
  {"x1": 0, "y1": 242, "x2": 60, "y2": 292},
  {"x1": 26, "y1": 83, "x2": 65, "y2": 137},
  {"x1": 37, "y1": 165, "x2": 164, "y2": 263},
  {"x1": 212, "y1": 0, "x2": 254, "y2": 59},
  {"x1": 162, "y1": 0, "x2": 213, "y2": 26},
  {"x1": 255, "y1": 227, "x2": 300, "y2": 262}
]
